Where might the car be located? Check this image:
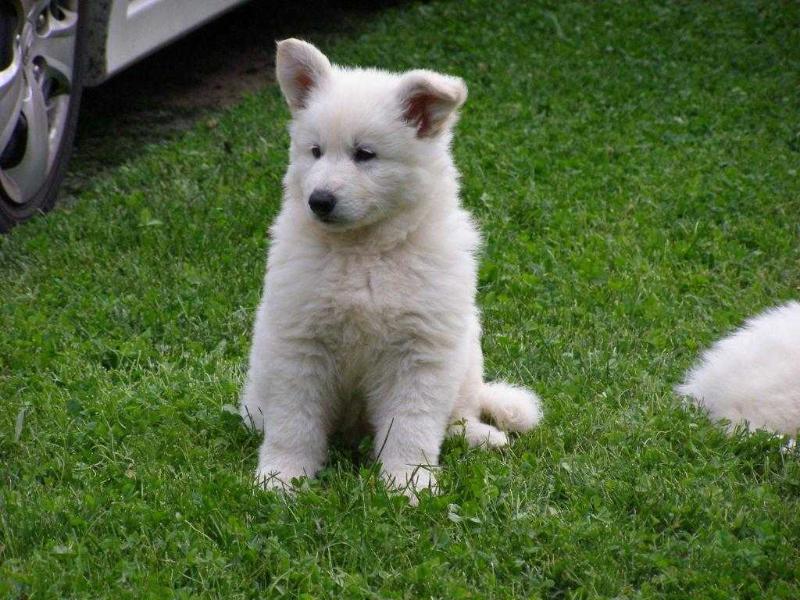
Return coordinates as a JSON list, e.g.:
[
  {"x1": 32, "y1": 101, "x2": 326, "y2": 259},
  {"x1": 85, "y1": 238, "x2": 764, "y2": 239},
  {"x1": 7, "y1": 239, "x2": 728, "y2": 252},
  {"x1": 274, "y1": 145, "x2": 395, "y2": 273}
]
[{"x1": 0, "y1": 0, "x2": 251, "y2": 231}]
